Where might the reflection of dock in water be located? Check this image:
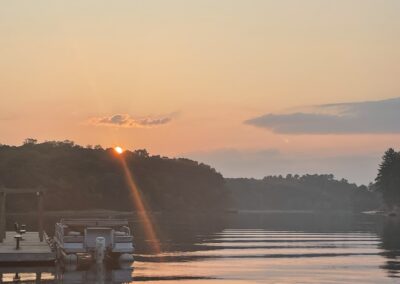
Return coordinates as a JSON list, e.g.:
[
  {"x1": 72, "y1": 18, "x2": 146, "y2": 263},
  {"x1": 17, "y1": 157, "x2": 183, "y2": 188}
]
[
  {"x1": 0, "y1": 264, "x2": 134, "y2": 283},
  {"x1": 0, "y1": 266, "x2": 55, "y2": 283}
]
